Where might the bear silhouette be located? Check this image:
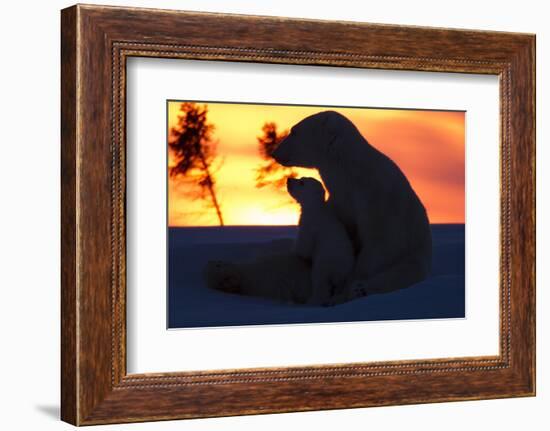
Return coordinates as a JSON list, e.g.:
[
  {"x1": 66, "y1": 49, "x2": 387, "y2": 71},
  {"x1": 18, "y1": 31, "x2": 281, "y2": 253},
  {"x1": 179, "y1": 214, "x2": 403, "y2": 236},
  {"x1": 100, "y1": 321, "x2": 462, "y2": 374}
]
[
  {"x1": 287, "y1": 177, "x2": 355, "y2": 305},
  {"x1": 205, "y1": 110, "x2": 432, "y2": 305}
]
